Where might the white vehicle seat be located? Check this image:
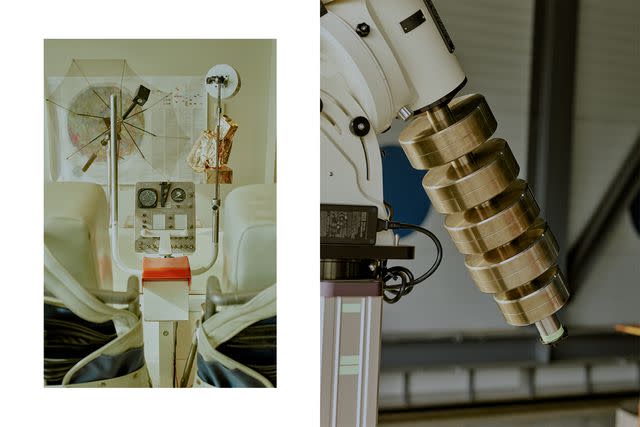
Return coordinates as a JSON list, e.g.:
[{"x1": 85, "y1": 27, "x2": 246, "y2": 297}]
[
  {"x1": 195, "y1": 183, "x2": 276, "y2": 387},
  {"x1": 44, "y1": 182, "x2": 113, "y2": 291},
  {"x1": 221, "y1": 183, "x2": 276, "y2": 293},
  {"x1": 44, "y1": 182, "x2": 149, "y2": 387}
]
